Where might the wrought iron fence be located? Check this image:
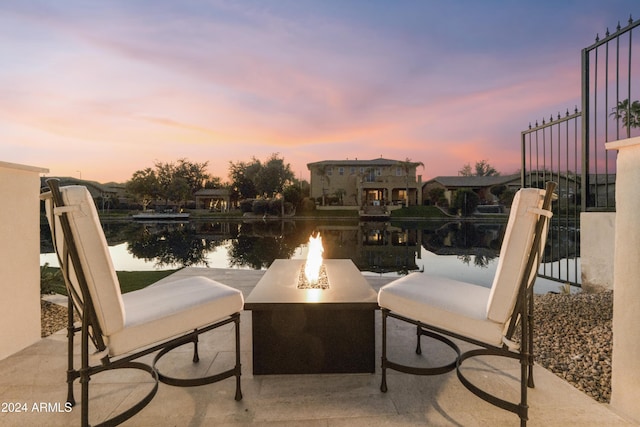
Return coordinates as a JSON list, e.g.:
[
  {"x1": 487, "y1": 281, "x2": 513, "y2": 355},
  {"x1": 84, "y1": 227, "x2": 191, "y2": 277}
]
[
  {"x1": 520, "y1": 15, "x2": 639, "y2": 287},
  {"x1": 521, "y1": 112, "x2": 581, "y2": 286},
  {"x1": 581, "y1": 15, "x2": 640, "y2": 211}
]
